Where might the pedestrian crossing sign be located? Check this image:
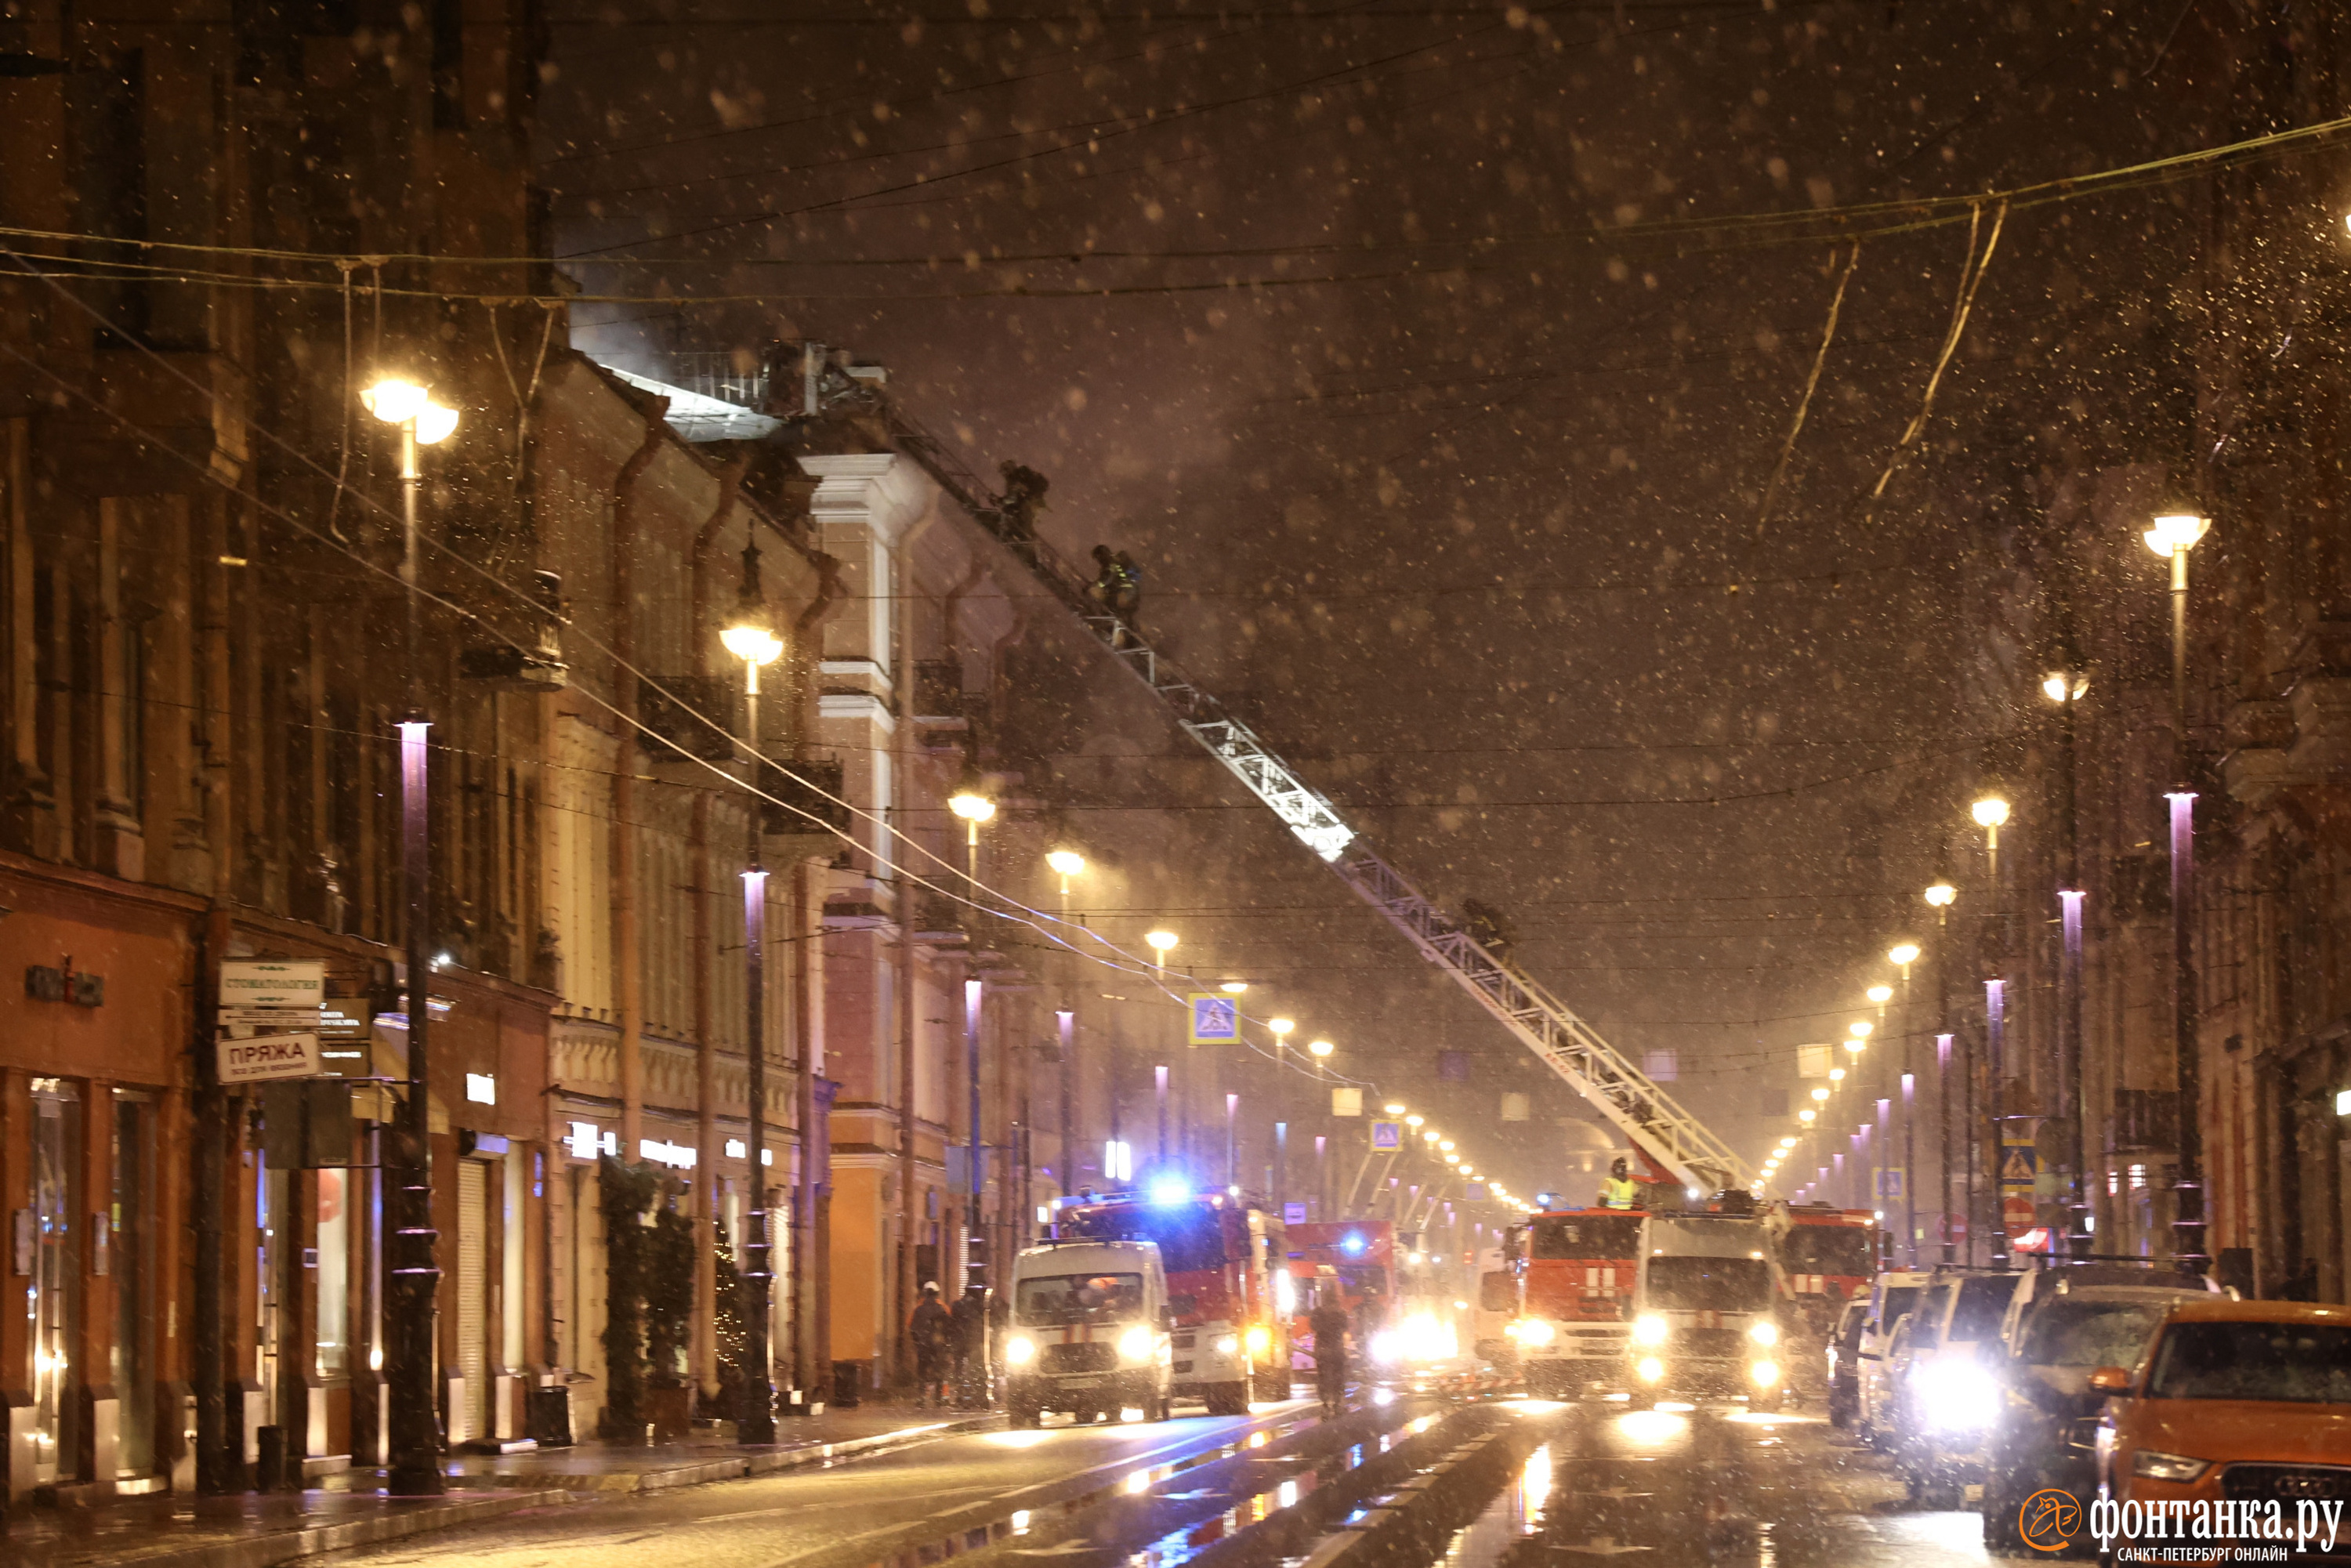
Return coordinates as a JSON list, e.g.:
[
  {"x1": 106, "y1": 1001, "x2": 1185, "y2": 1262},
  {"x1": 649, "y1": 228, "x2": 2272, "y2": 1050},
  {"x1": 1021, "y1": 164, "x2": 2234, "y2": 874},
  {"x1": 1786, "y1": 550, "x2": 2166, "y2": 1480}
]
[
  {"x1": 1371, "y1": 1121, "x2": 1402, "y2": 1151},
  {"x1": 1187, "y1": 993, "x2": 1241, "y2": 1045},
  {"x1": 2000, "y1": 1139, "x2": 2038, "y2": 1189}
]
